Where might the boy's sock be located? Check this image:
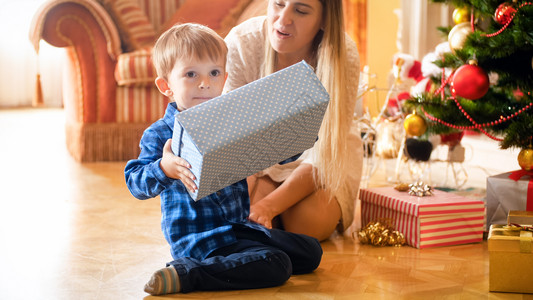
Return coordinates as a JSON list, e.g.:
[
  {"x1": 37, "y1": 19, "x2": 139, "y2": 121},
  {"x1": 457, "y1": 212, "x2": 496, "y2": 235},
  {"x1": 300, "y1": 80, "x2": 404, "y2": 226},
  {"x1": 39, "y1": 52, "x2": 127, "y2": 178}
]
[{"x1": 144, "y1": 266, "x2": 180, "y2": 295}]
